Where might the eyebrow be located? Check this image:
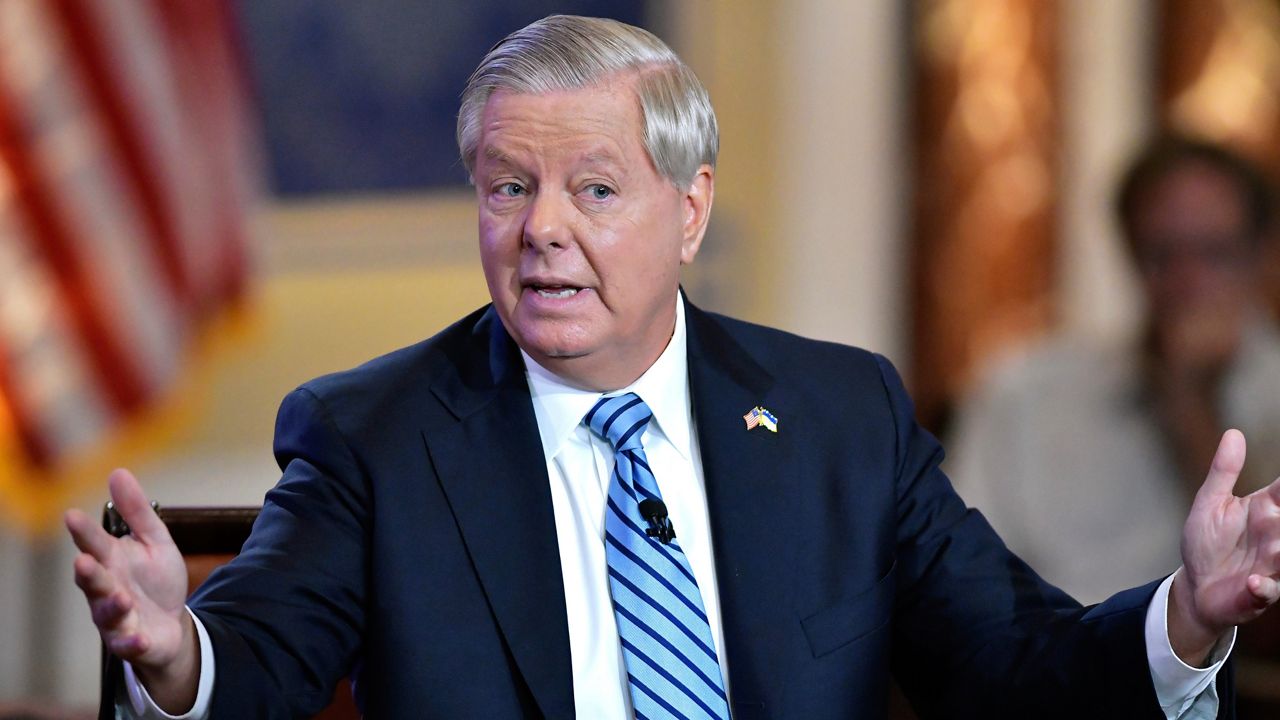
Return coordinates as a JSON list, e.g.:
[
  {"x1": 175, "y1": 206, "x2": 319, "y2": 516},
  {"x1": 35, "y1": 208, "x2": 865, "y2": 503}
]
[
  {"x1": 482, "y1": 146, "x2": 514, "y2": 163},
  {"x1": 579, "y1": 150, "x2": 630, "y2": 179},
  {"x1": 477, "y1": 146, "x2": 628, "y2": 174},
  {"x1": 581, "y1": 150, "x2": 622, "y2": 166}
]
